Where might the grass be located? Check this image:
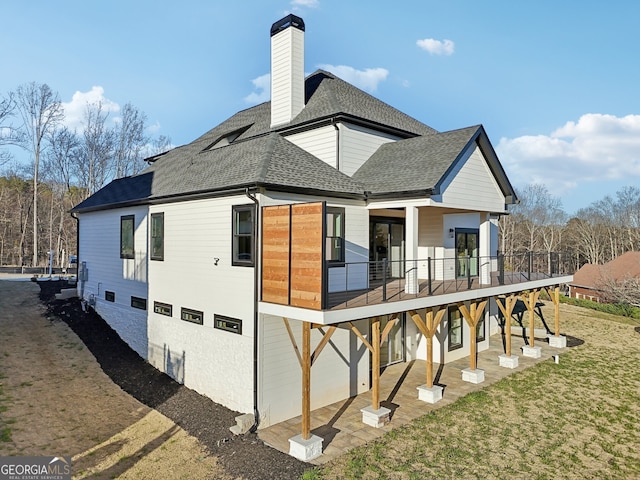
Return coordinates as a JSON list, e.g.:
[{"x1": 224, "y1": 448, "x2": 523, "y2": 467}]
[{"x1": 307, "y1": 303, "x2": 640, "y2": 479}]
